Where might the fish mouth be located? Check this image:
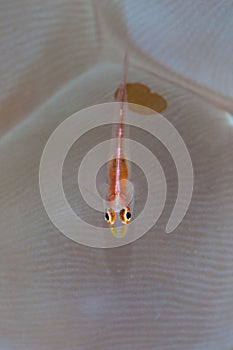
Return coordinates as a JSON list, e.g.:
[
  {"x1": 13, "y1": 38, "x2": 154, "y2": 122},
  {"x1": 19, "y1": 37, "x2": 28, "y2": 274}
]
[{"x1": 110, "y1": 224, "x2": 127, "y2": 238}]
